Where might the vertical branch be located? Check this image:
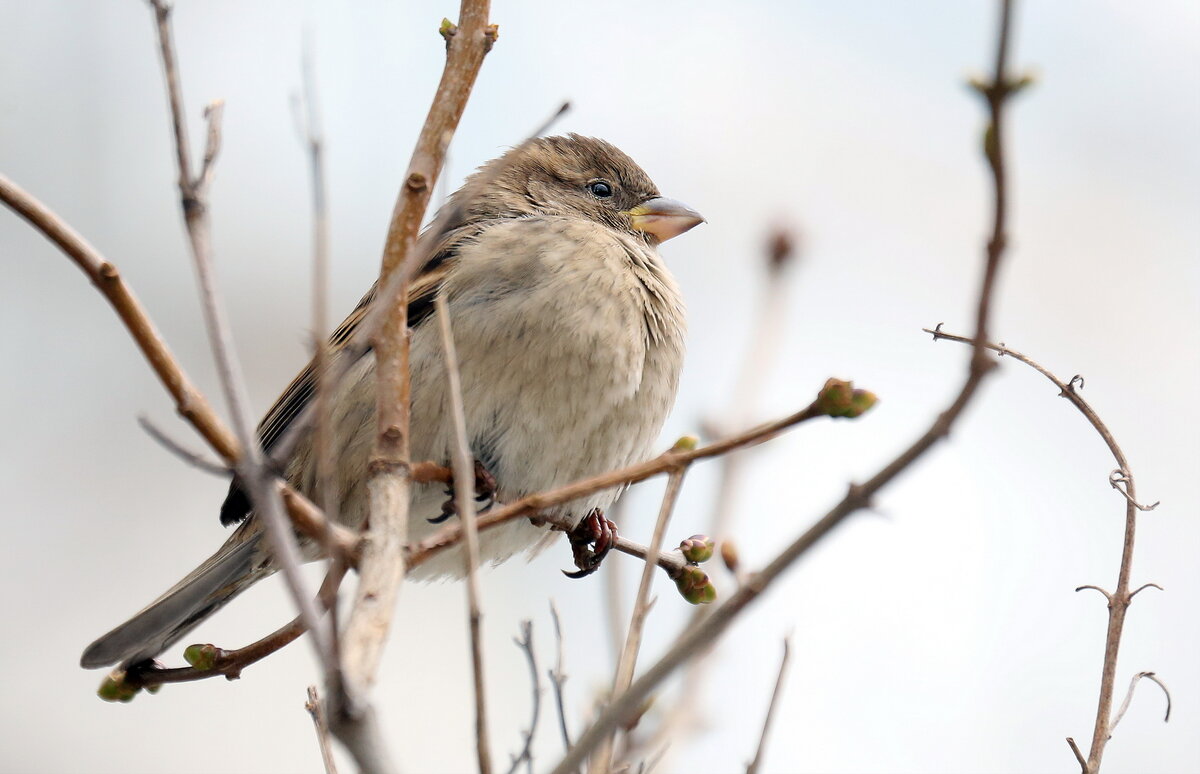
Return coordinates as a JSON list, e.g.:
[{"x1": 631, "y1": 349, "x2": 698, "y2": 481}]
[
  {"x1": 334, "y1": 5, "x2": 496, "y2": 771},
  {"x1": 593, "y1": 469, "x2": 687, "y2": 773},
  {"x1": 306, "y1": 685, "x2": 341, "y2": 774},
  {"x1": 144, "y1": 0, "x2": 333, "y2": 674},
  {"x1": 339, "y1": 0, "x2": 495, "y2": 703},
  {"x1": 436, "y1": 294, "x2": 493, "y2": 774}
]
